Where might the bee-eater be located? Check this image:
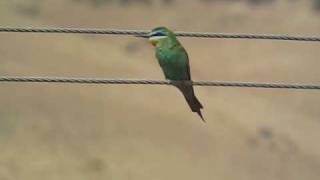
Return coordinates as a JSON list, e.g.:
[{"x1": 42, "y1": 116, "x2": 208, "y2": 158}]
[{"x1": 148, "y1": 27, "x2": 204, "y2": 121}]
